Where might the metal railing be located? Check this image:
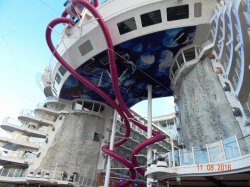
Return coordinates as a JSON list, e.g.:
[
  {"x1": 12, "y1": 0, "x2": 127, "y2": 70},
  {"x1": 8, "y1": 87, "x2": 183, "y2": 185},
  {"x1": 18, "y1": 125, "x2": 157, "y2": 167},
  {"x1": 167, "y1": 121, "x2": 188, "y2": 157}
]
[
  {"x1": 2, "y1": 117, "x2": 47, "y2": 135},
  {"x1": 0, "y1": 149, "x2": 36, "y2": 160},
  {"x1": 19, "y1": 110, "x2": 55, "y2": 123},
  {"x1": 151, "y1": 135, "x2": 250, "y2": 168},
  {"x1": 2, "y1": 117, "x2": 23, "y2": 127},
  {"x1": 3, "y1": 168, "x2": 96, "y2": 187},
  {"x1": 0, "y1": 168, "x2": 27, "y2": 178},
  {"x1": 0, "y1": 167, "x2": 97, "y2": 187}
]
